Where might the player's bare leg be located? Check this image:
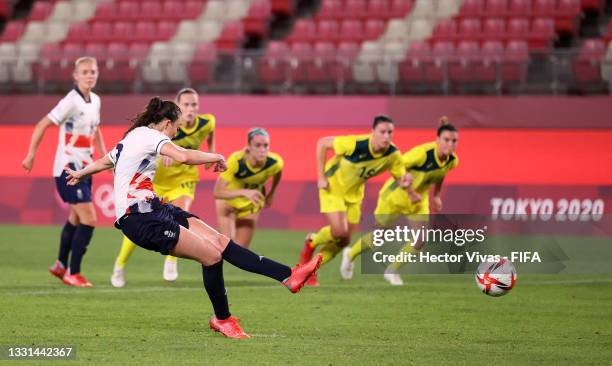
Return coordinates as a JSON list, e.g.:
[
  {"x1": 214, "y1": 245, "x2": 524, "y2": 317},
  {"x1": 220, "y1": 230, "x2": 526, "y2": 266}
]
[{"x1": 234, "y1": 214, "x2": 258, "y2": 248}]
